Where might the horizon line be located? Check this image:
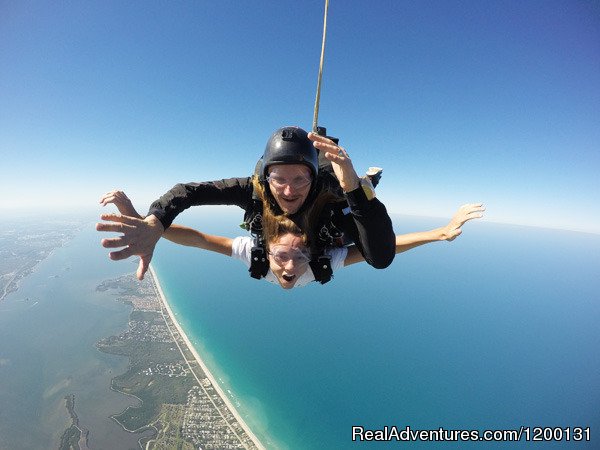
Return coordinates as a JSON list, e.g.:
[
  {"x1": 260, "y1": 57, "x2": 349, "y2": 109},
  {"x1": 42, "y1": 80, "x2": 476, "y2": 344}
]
[{"x1": 3, "y1": 204, "x2": 599, "y2": 237}]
